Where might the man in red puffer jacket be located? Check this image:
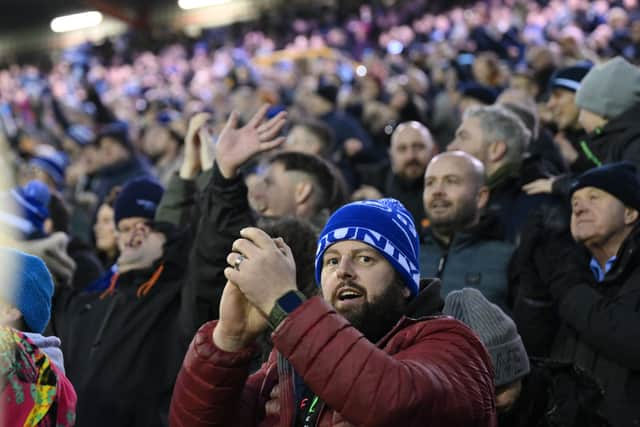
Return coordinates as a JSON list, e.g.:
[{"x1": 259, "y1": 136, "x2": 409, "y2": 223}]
[{"x1": 170, "y1": 198, "x2": 496, "y2": 427}]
